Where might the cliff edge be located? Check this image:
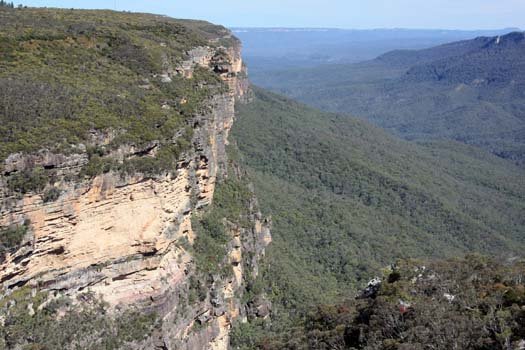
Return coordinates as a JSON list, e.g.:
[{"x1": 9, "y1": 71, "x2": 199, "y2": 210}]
[{"x1": 0, "y1": 7, "x2": 269, "y2": 349}]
